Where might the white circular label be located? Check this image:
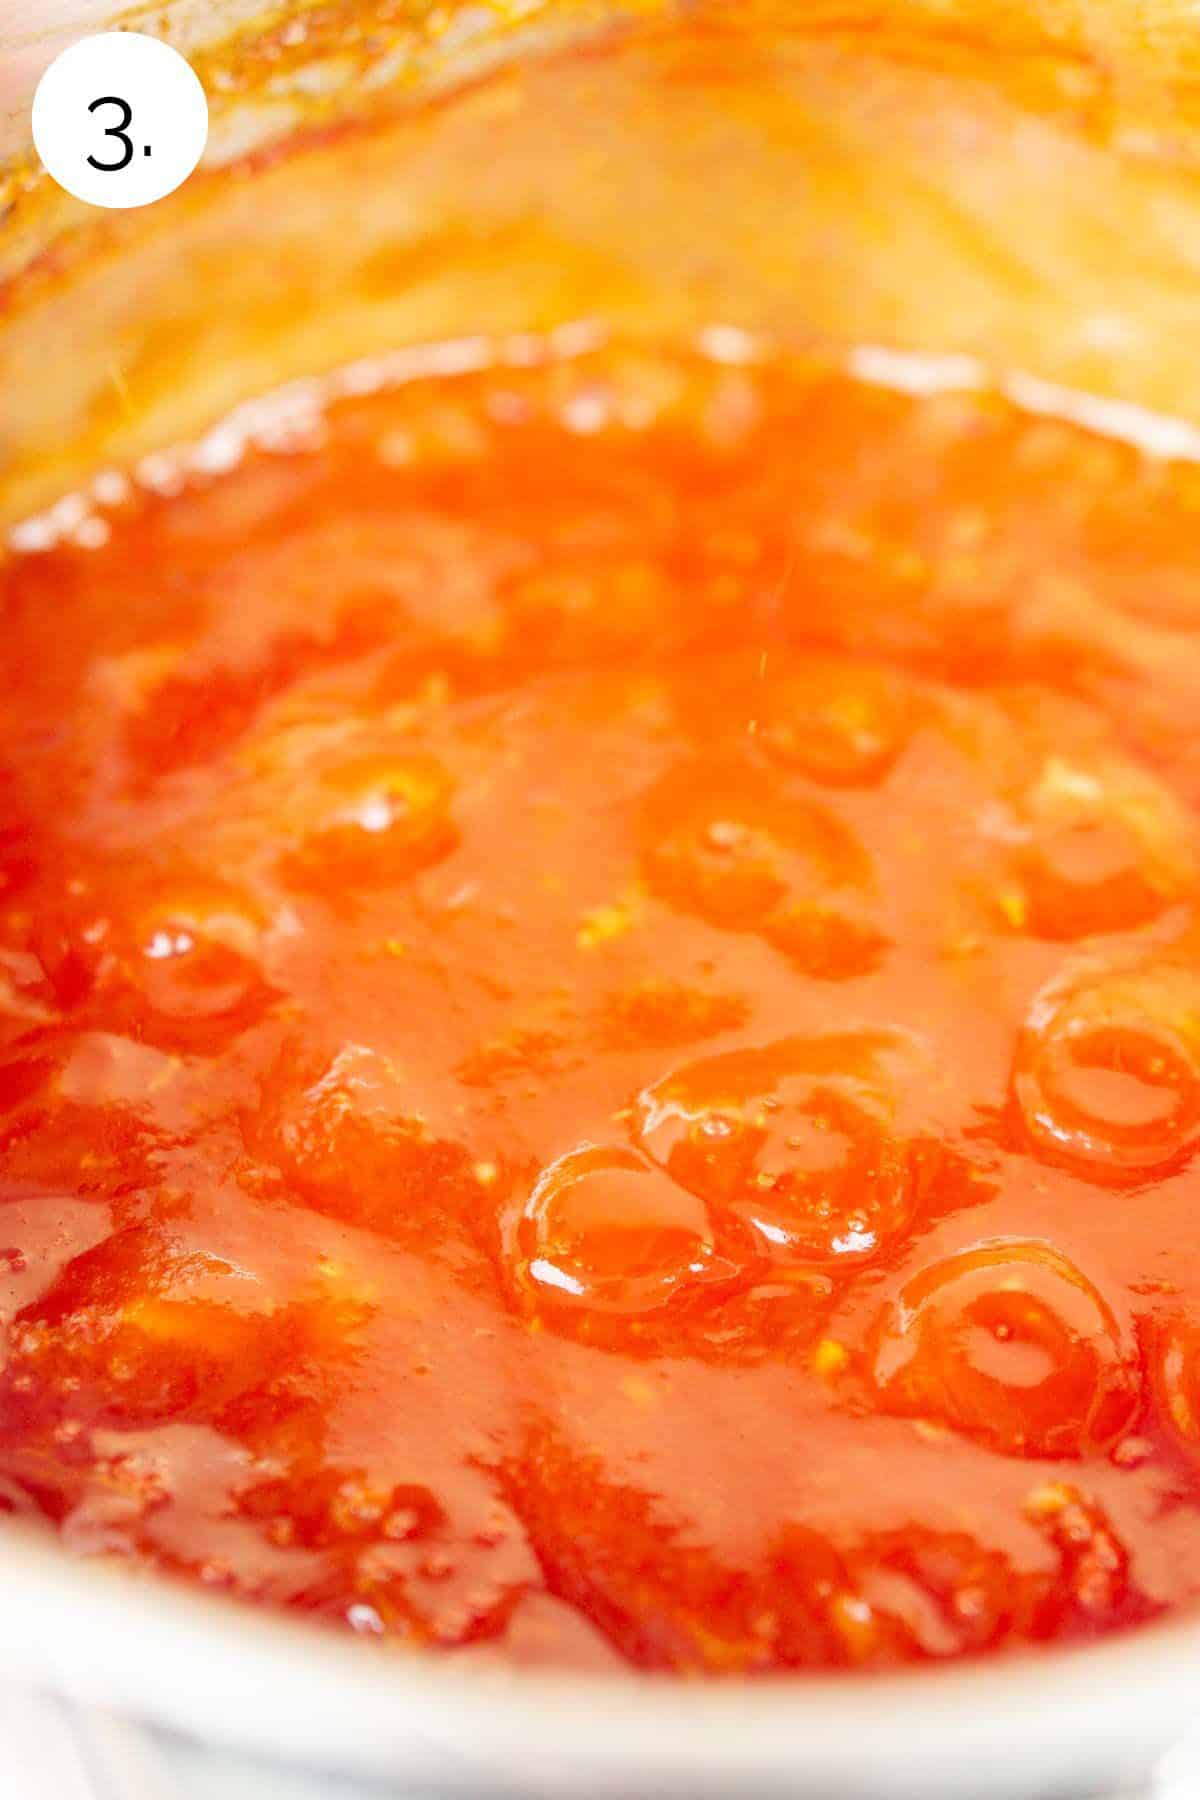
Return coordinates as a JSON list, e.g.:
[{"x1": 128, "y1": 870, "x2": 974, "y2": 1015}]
[{"x1": 32, "y1": 32, "x2": 209, "y2": 210}]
